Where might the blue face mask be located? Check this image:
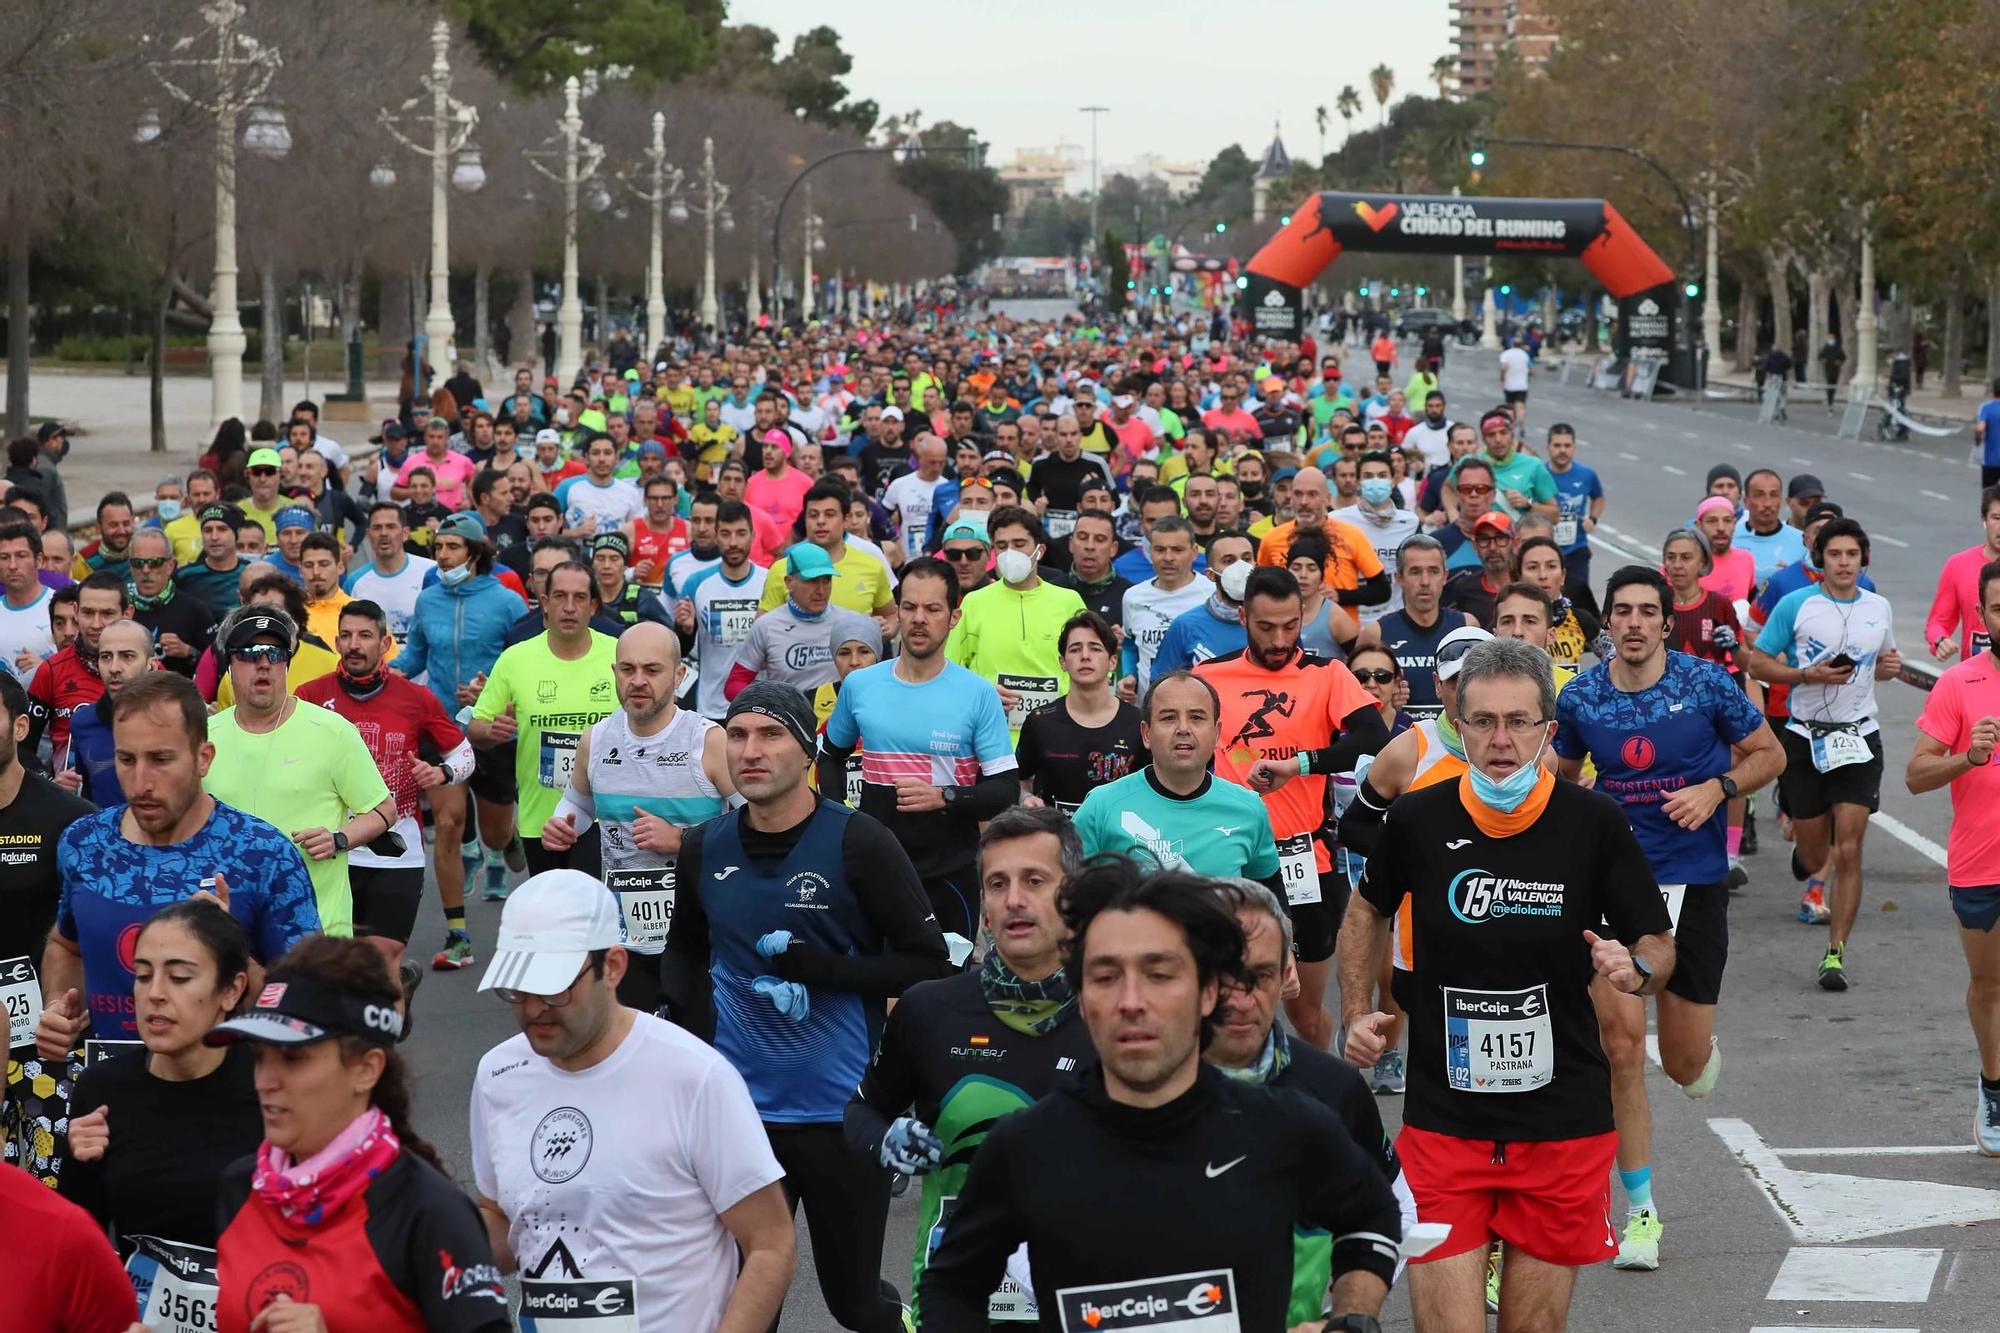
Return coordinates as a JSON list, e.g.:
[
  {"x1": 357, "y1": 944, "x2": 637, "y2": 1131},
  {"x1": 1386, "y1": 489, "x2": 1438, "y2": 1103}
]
[
  {"x1": 1467, "y1": 733, "x2": 1549, "y2": 813},
  {"x1": 438, "y1": 562, "x2": 472, "y2": 587},
  {"x1": 1358, "y1": 478, "x2": 1395, "y2": 507},
  {"x1": 156, "y1": 499, "x2": 183, "y2": 522}
]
